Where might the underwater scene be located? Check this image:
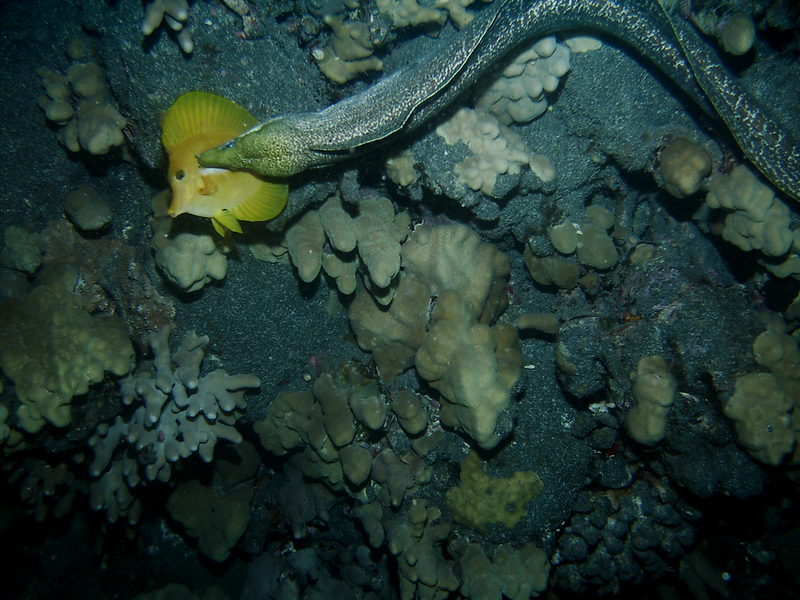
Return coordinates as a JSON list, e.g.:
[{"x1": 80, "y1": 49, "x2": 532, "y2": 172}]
[{"x1": 1, "y1": 0, "x2": 799, "y2": 598}]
